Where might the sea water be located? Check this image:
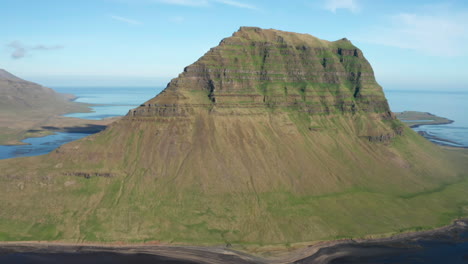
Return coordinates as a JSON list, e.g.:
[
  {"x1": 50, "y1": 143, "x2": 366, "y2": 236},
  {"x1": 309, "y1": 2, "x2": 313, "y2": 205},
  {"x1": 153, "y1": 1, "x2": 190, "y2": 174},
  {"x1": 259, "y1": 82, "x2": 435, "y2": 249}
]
[
  {"x1": 0, "y1": 132, "x2": 91, "y2": 160},
  {"x1": 54, "y1": 87, "x2": 162, "y2": 120},
  {"x1": 385, "y1": 89, "x2": 468, "y2": 147}
]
